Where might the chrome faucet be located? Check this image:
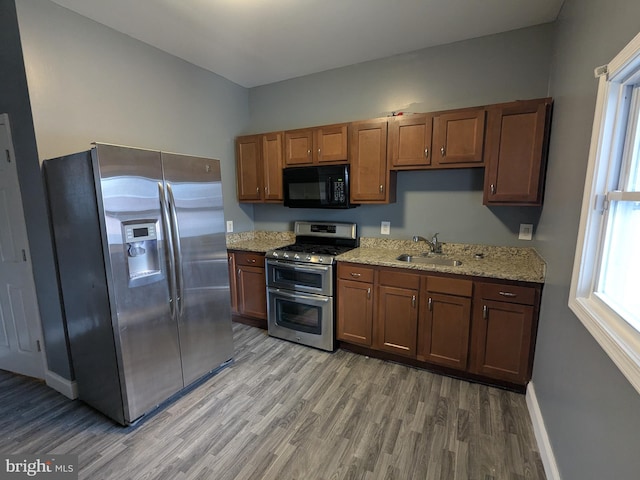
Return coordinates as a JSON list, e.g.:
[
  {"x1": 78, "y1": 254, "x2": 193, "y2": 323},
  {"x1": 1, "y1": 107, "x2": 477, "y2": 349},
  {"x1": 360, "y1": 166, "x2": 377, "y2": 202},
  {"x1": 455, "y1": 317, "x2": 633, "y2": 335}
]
[{"x1": 412, "y1": 233, "x2": 442, "y2": 254}]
